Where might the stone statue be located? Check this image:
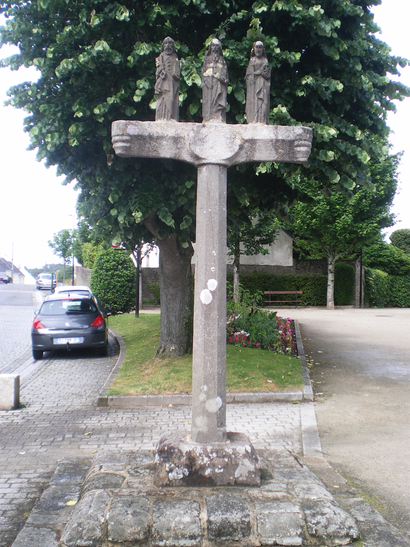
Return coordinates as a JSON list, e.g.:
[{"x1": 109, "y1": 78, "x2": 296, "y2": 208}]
[
  {"x1": 245, "y1": 41, "x2": 271, "y2": 124},
  {"x1": 201, "y1": 39, "x2": 228, "y2": 123},
  {"x1": 155, "y1": 37, "x2": 180, "y2": 121}
]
